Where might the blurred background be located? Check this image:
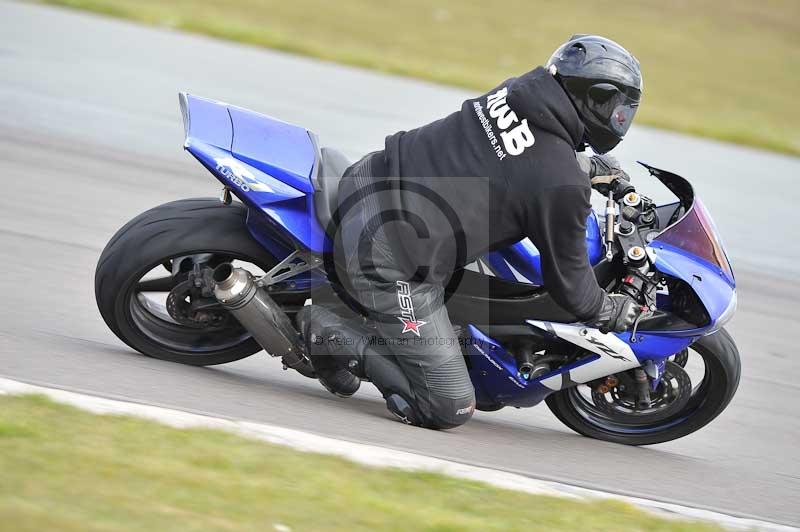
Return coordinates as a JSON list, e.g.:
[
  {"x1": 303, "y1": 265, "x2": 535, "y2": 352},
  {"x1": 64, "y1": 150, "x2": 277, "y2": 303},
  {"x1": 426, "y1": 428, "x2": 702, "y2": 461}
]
[{"x1": 38, "y1": 0, "x2": 800, "y2": 155}]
